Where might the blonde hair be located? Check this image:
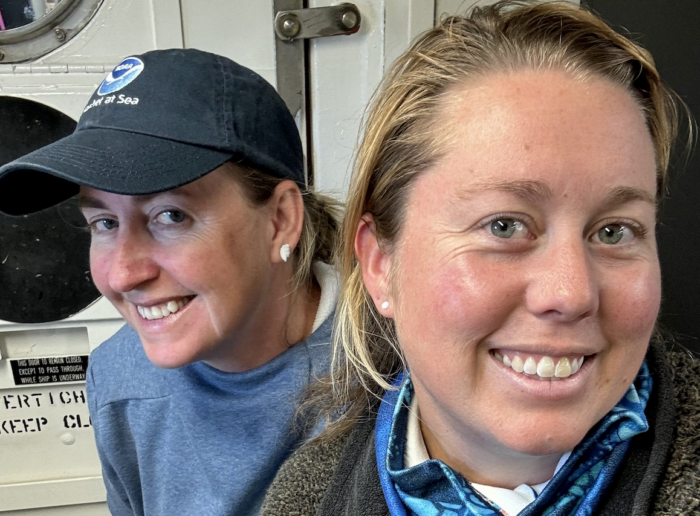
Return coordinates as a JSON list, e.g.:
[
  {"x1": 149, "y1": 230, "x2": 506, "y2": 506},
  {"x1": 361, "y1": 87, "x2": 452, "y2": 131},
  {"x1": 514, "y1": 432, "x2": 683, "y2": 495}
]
[
  {"x1": 227, "y1": 162, "x2": 342, "y2": 295},
  {"x1": 312, "y1": 0, "x2": 689, "y2": 437}
]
